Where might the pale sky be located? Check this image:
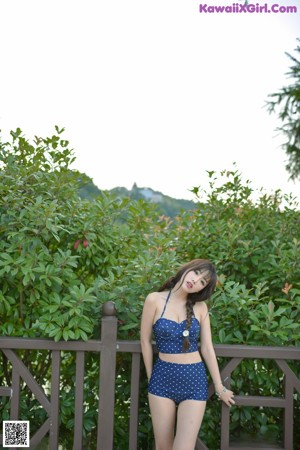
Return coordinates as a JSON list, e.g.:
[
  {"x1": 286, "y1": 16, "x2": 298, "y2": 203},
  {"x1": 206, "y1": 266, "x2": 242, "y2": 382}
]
[{"x1": 0, "y1": 0, "x2": 299, "y2": 202}]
